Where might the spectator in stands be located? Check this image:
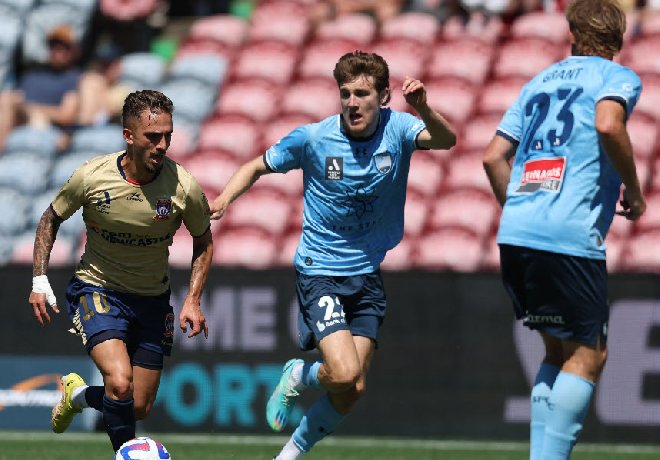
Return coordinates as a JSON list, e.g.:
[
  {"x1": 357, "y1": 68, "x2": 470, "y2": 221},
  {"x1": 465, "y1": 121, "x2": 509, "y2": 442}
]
[
  {"x1": 209, "y1": 51, "x2": 456, "y2": 460},
  {"x1": 78, "y1": 42, "x2": 133, "y2": 126},
  {"x1": 482, "y1": 0, "x2": 645, "y2": 458},
  {"x1": 28, "y1": 90, "x2": 213, "y2": 455},
  {"x1": 0, "y1": 25, "x2": 83, "y2": 151},
  {"x1": 98, "y1": 0, "x2": 166, "y2": 54}
]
